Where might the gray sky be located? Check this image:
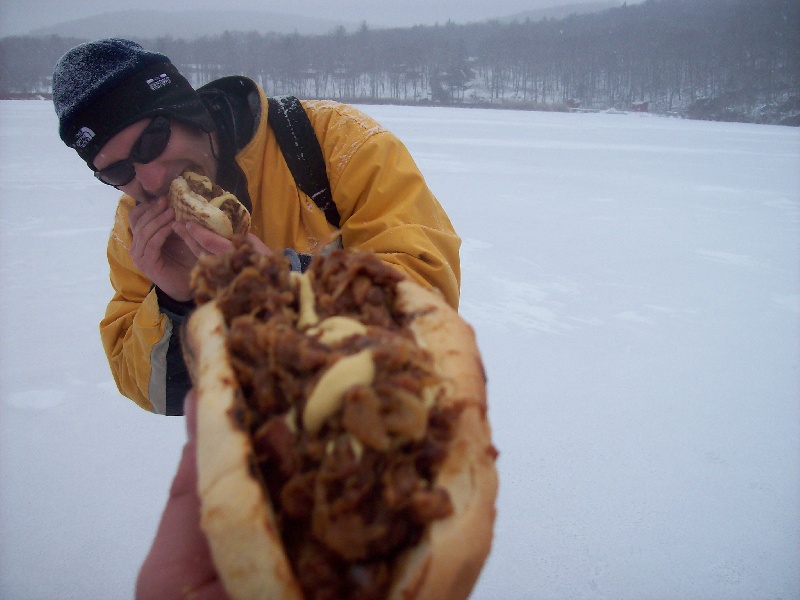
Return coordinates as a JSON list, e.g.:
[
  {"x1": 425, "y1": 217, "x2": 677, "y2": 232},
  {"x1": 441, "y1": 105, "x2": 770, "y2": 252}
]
[{"x1": 0, "y1": 0, "x2": 637, "y2": 37}]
